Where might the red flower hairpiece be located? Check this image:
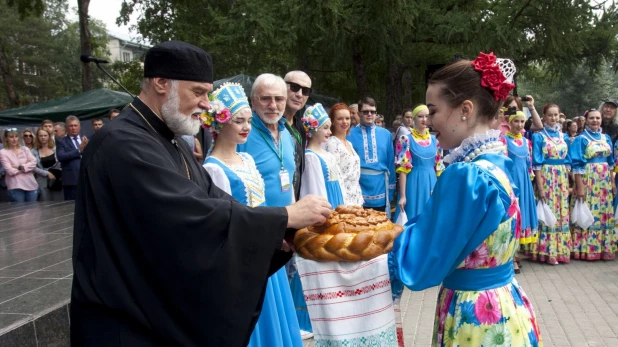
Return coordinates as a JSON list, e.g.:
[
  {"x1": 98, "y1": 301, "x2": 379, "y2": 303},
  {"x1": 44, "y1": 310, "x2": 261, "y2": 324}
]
[{"x1": 471, "y1": 52, "x2": 515, "y2": 101}]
